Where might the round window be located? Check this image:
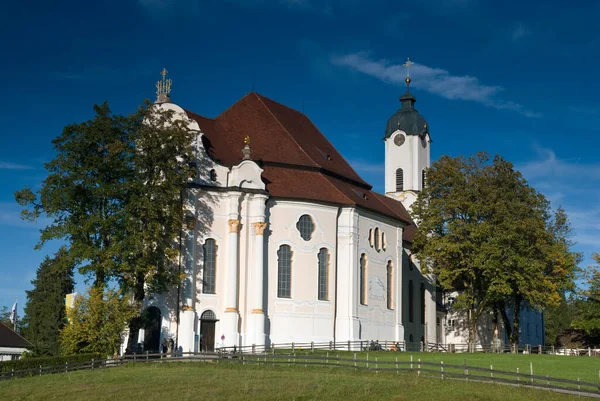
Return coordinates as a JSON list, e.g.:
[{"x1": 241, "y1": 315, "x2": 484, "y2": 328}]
[{"x1": 296, "y1": 215, "x2": 315, "y2": 241}]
